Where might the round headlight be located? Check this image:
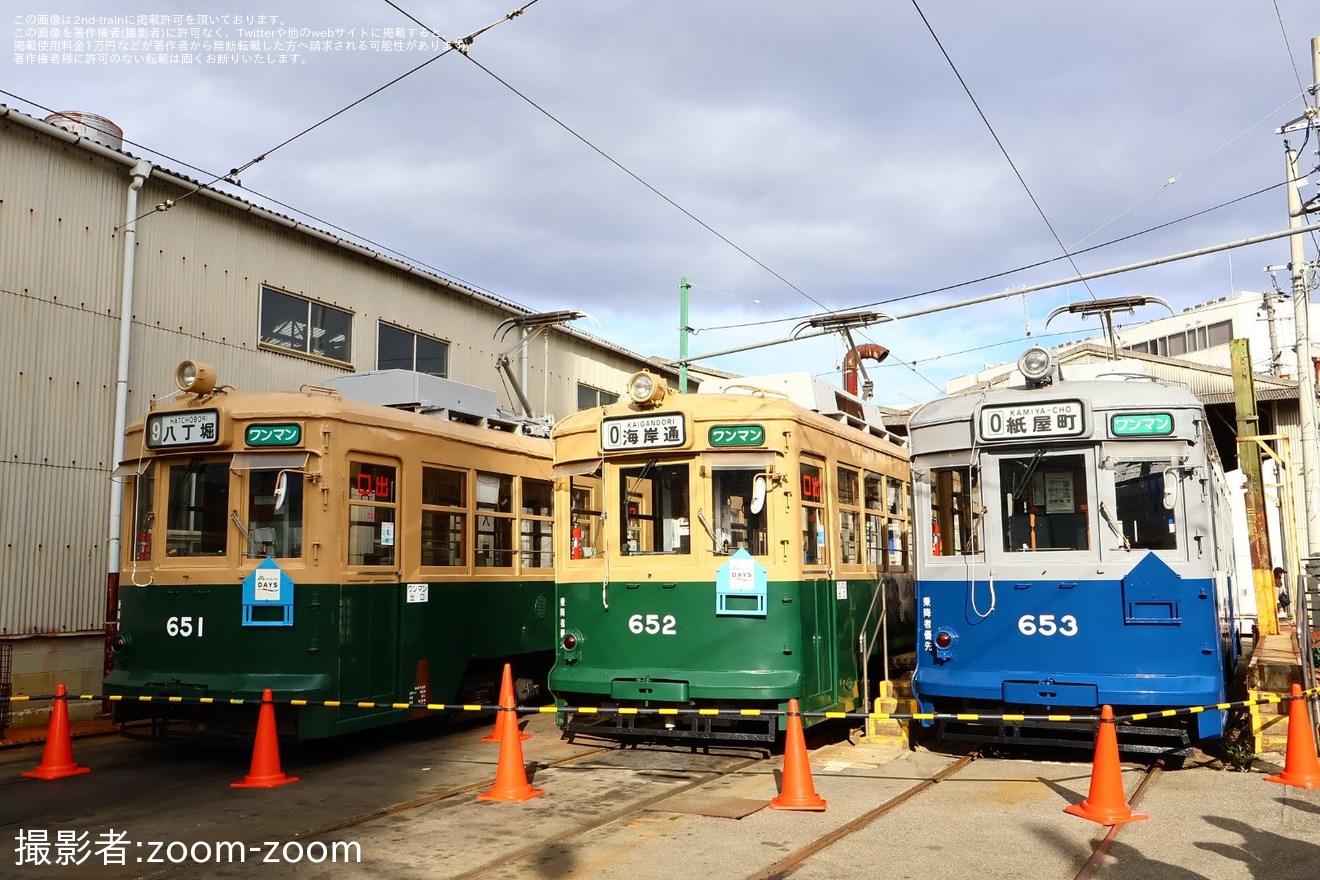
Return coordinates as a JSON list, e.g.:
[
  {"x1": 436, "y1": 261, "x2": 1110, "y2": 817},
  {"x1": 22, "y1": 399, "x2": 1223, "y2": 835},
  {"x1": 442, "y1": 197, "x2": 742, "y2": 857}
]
[
  {"x1": 1017, "y1": 347, "x2": 1054, "y2": 382},
  {"x1": 110, "y1": 632, "x2": 130, "y2": 654},
  {"x1": 174, "y1": 360, "x2": 217, "y2": 395},
  {"x1": 626, "y1": 371, "x2": 667, "y2": 407}
]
